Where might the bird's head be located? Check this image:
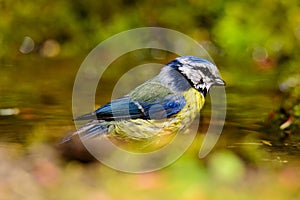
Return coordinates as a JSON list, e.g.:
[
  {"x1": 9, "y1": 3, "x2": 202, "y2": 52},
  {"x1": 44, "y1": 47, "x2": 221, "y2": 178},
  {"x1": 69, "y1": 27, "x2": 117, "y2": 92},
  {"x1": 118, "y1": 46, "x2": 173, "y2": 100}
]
[{"x1": 166, "y1": 56, "x2": 226, "y2": 96}]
